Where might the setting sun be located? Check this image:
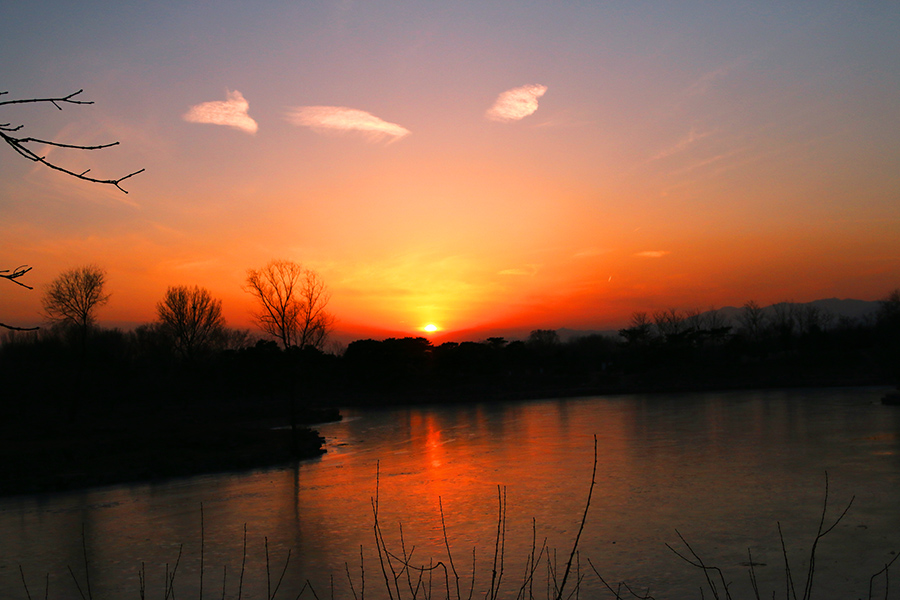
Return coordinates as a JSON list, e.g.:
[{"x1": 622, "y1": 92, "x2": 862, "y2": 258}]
[{"x1": 1, "y1": 1, "x2": 897, "y2": 343}]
